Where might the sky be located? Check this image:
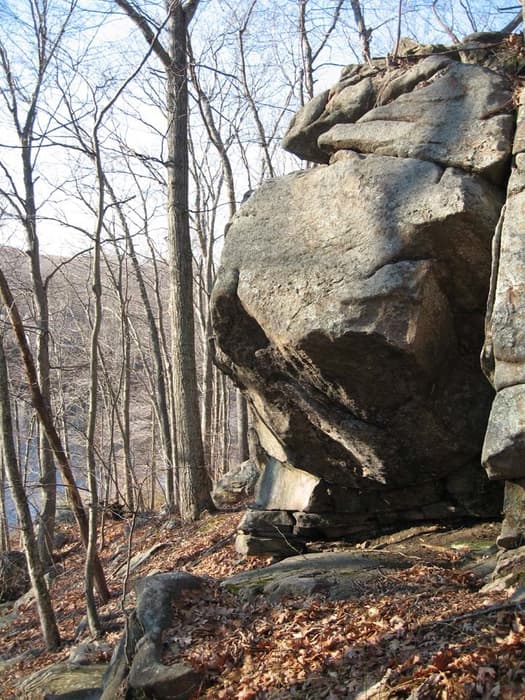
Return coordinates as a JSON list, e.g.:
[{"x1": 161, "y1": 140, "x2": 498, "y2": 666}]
[{"x1": 0, "y1": 0, "x2": 519, "y2": 257}]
